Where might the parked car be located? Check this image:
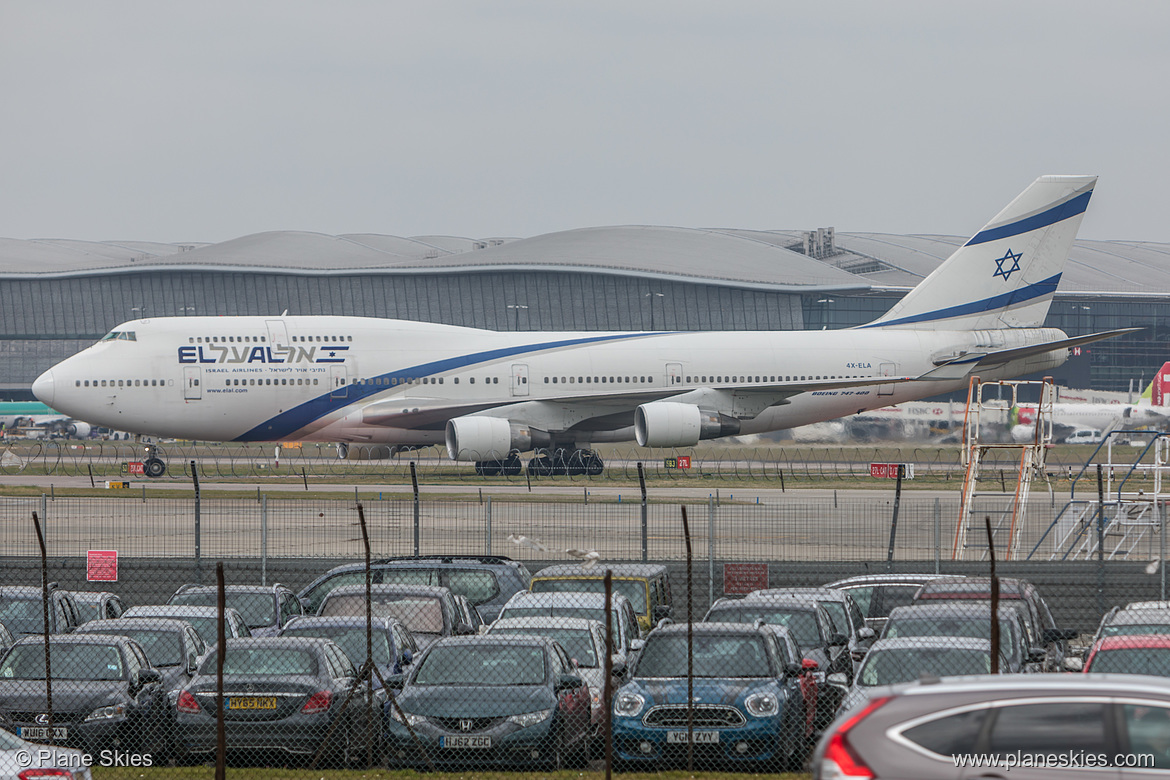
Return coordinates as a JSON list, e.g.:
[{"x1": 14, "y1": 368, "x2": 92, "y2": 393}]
[
  {"x1": 1083, "y1": 635, "x2": 1170, "y2": 676},
  {"x1": 71, "y1": 591, "x2": 127, "y2": 624},
  {"x1": 1090, "y1": 606, "x2": 1170, "y2": 648},
  {"x1": 384, "y1": 634, "x2": 591, "y2": 769},
  {"x1": 0, "y1": 726, "x2": 94, "y2": 780},
  {"x1": 279, "y1": 615, "x2": 418, "y2": 686},
  {"x1": 0, "y1": 634, "x2": 170, "y2": 757},
  {"x1": 175, "y1": 636, "x2": 381, "y2": 765},
  {"x1": 882, "y1": 602, "x2": 1039, "y2": 673},
  {"x1": 912, "y1": 577, "x2": 1075, "y2": 671},
  {"x1": 0, "y1": 622, "x2": 13, "y2": 657},
  {"x1": 612, "y1": 622, "x2": 809, "y2": 771},
  {"x1": 0, "y1": 585, "x2": 82, "y2": 635},
  {"x1": 495, "y1": 591, "x2": 642, "y2": 663},
  {"x1": 298, "y1": 555, "x2": 531, "y2": 622},
  {"x1": 529, "y1": 563, "x2": 673, "y2": 633},
  {"x1": 822, "y1": 573, "x2": 964, "y2": 633},
  {"x1": 837, "y1": 636, "x2": 1001, "y2": 713},
  {"x1": 316, "y1": 584, "x2": 469, "y2": 649},
  {"x1": 752, "y1": 587, "x2": 876, "y2": 668},
  {"x1": 486, "y1": 616, "x2": 617, "y2": 744},
  {"x1": 75, "y1": 617, "x2": 207, "y2": 694},
  {"x1": 120, "y1": 605, "x2": 251, "y2": 646},
  {"x1": 810, "y1": 674, "x2": 1170, "y2": 777},
  {"x1": 759, "y1": 624, "x2": 822, "y2": 749},
  {"x1": 168, "y1": 583, "x2": 302, "y2": 636},
  {"x1": 453, "y1": 594, "x2": 485, "y2": 634}
]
